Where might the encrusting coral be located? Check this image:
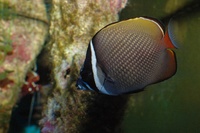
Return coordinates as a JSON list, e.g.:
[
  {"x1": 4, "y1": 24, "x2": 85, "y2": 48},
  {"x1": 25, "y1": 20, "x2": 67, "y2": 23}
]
[
  {"x1": 0, "y1": 0, "x2": 129, "y2": 132},
  {"x1": 0, "y1": 0, "x2": 48, "y2": 132},
  {"x1": 40, "y1": 0, "x2": 128, "y2": 133}
]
